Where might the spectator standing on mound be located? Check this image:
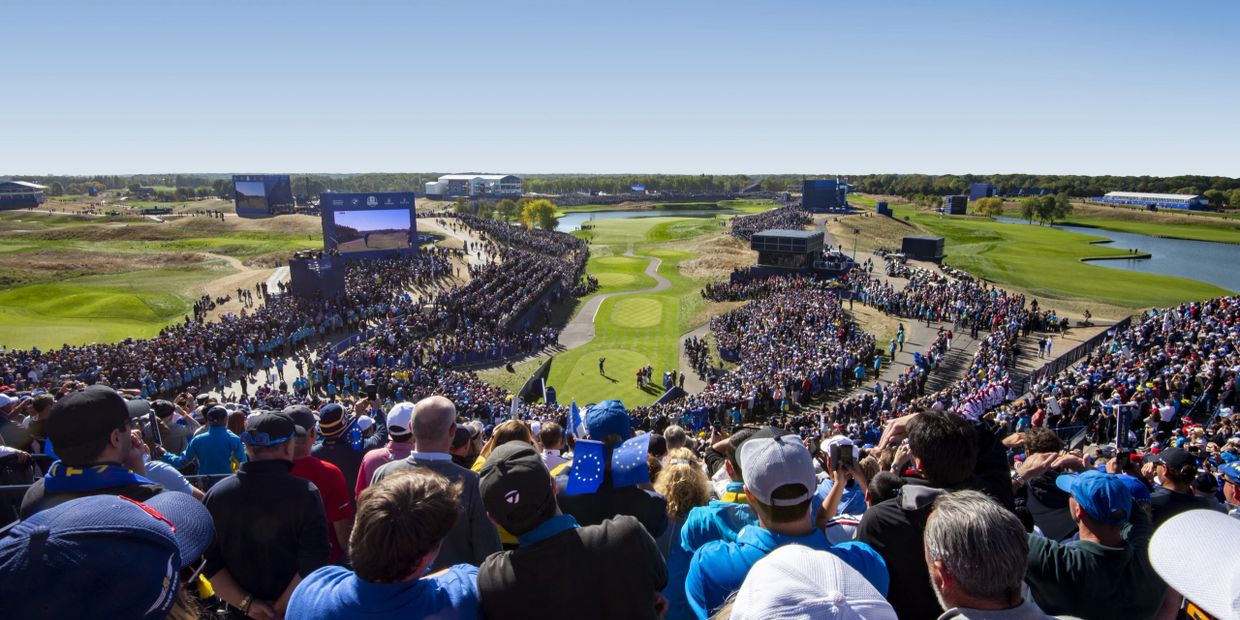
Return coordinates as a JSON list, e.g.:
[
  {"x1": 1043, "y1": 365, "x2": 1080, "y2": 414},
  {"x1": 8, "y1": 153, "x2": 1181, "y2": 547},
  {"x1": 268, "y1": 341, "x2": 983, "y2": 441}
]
[
  {"x1": 685, "y1": 427, "x2": 887, "y2": 619},
  {"x1": 20, "y1": 385, "x2": 164, "y2": 518},
  {"x1": 1147, "y1": 446, "x2": 1209, "y2": 527},
  {"x1": 557, "y1": 400, "x2": 669, "y2": 539},
  {"x1": 477, "y1": 441, "x2": 668, "y2": 620},
  {"x1": 355, "y1": 401, "x2": 415, "y2": 497},
  {"x1": 203, "y1": 412, "x2": 330, "y2": 620},
  {"x1": 286, "y1": 405, "x2": 354, "y2": 565},
  {"x1": 1024, "y1": 469, "x2": 1164, "y2": 620},
  {"x1": 157, "y1": 404, "x2": 245, "y2": 476},
  {"x1": 372, "y1": 395, "x2": 500, "y2": 570},
  {"x1": 312, "y1": 402, "x2": 365, "y2": 503},
  {"x1": 926, "y1": 490, "x2": 1063, "y2": 619},
  {"x1": 287, "y1": 468, "x2": 481, "y2": 619}
]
